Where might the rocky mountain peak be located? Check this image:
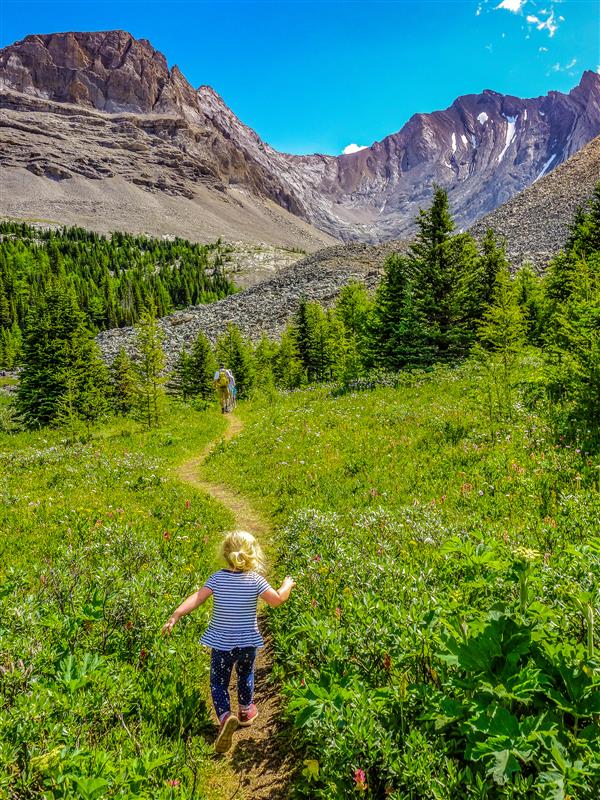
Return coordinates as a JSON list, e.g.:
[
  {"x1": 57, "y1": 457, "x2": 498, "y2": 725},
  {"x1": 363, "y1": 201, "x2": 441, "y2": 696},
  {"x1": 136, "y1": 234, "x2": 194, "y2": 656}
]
[{"x1": 1, "y1": 30, "x2": 599, "y2": 245}]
